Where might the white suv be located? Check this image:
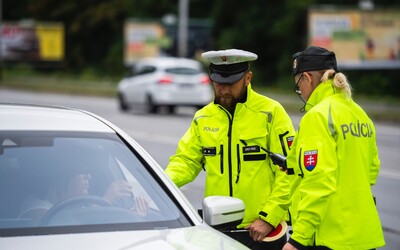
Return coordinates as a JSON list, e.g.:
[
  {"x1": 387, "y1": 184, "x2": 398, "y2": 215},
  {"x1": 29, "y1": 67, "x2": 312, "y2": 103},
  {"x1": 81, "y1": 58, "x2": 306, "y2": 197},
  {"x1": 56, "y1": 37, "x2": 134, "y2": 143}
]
[{"x1": 117, "y1": 57, "x2": 213, "y2": 114}]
